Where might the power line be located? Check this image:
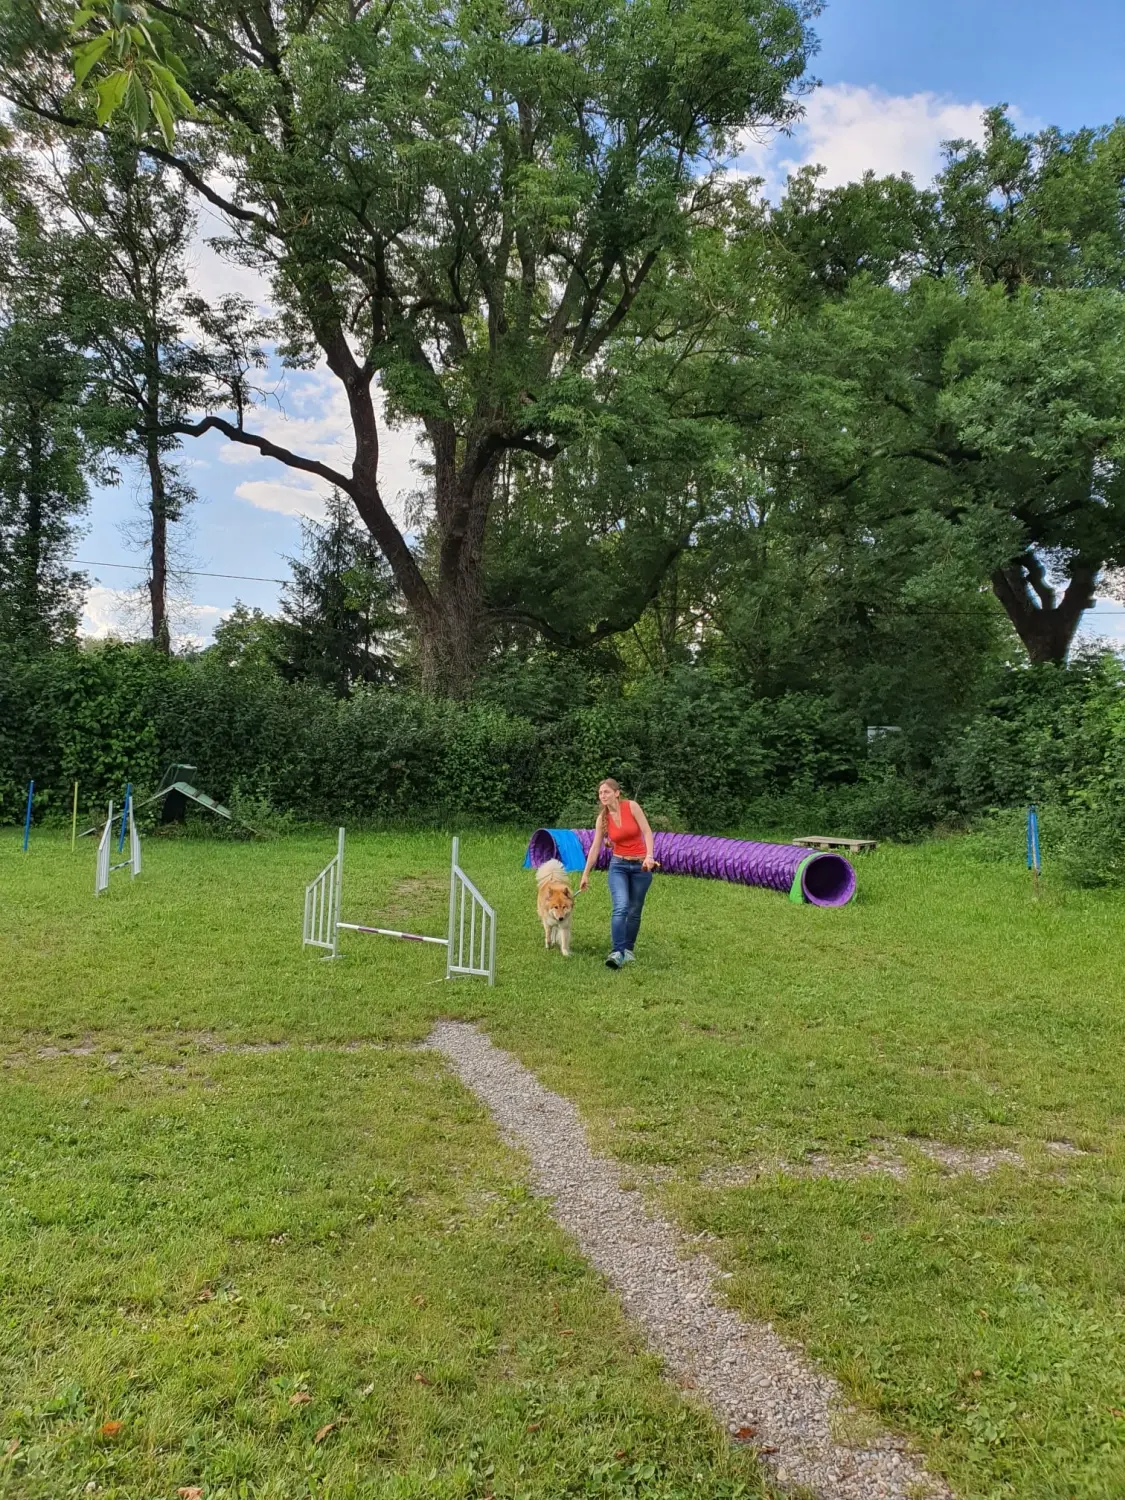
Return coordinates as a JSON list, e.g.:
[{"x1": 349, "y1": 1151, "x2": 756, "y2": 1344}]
[
  {"x1": 74, "y1": 559, "x2": 1125, "y2": 616},
  {"x1": 77, "y1": 559, "x2": 288, "y2": 585}
]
